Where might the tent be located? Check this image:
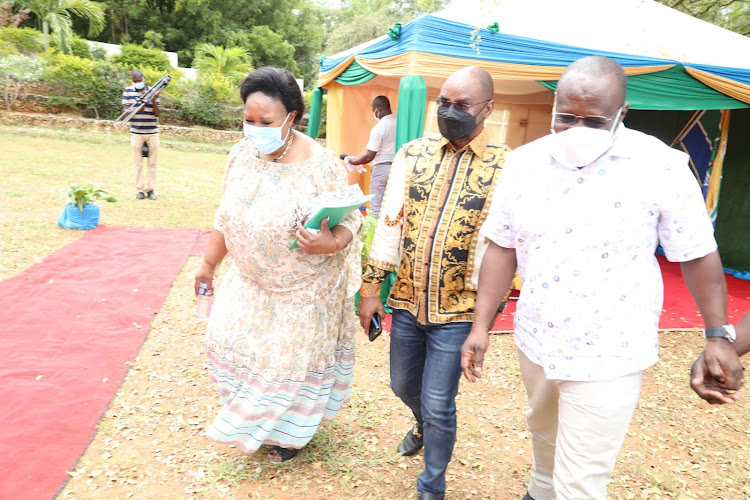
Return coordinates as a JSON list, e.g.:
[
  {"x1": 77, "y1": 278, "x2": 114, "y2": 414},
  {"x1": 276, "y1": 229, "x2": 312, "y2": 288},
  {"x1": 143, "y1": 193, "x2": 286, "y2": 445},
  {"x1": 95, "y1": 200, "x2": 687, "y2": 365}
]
[{"x1": 310, "y1": 0, "x2": 750, "y2": 273}]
